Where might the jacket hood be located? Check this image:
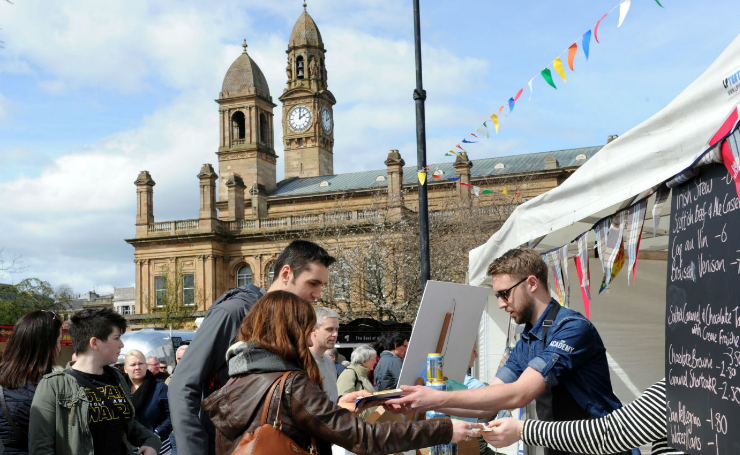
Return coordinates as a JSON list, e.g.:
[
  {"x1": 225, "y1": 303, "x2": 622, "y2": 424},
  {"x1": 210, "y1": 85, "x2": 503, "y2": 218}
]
[
  {"x1": 226, "y1": 341, "x2": 303, "y2": 376},
  {"x1": 380, "y1": 350, "x2": 400, "y2": 360}
]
